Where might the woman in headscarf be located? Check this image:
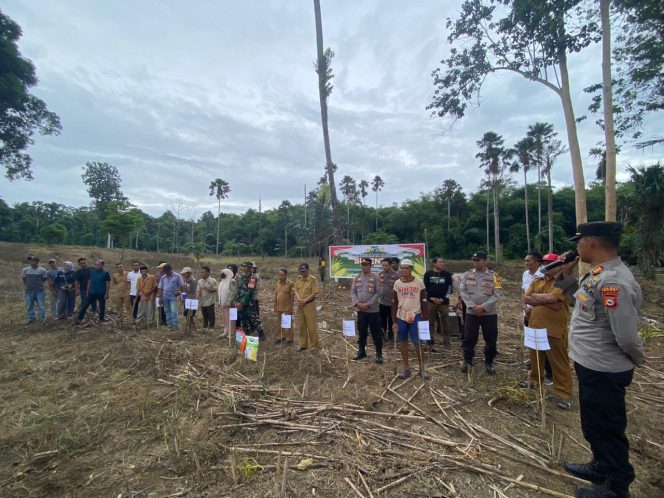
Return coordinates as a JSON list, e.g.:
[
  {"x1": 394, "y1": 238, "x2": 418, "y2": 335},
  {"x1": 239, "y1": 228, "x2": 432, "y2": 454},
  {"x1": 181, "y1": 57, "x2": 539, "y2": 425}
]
[
  {"x1": 218, "y1": 267, "x2": 237, "y2": 339},
  {"x1": 55, "y1": 261, "x2": 76, "y2": 319}
]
